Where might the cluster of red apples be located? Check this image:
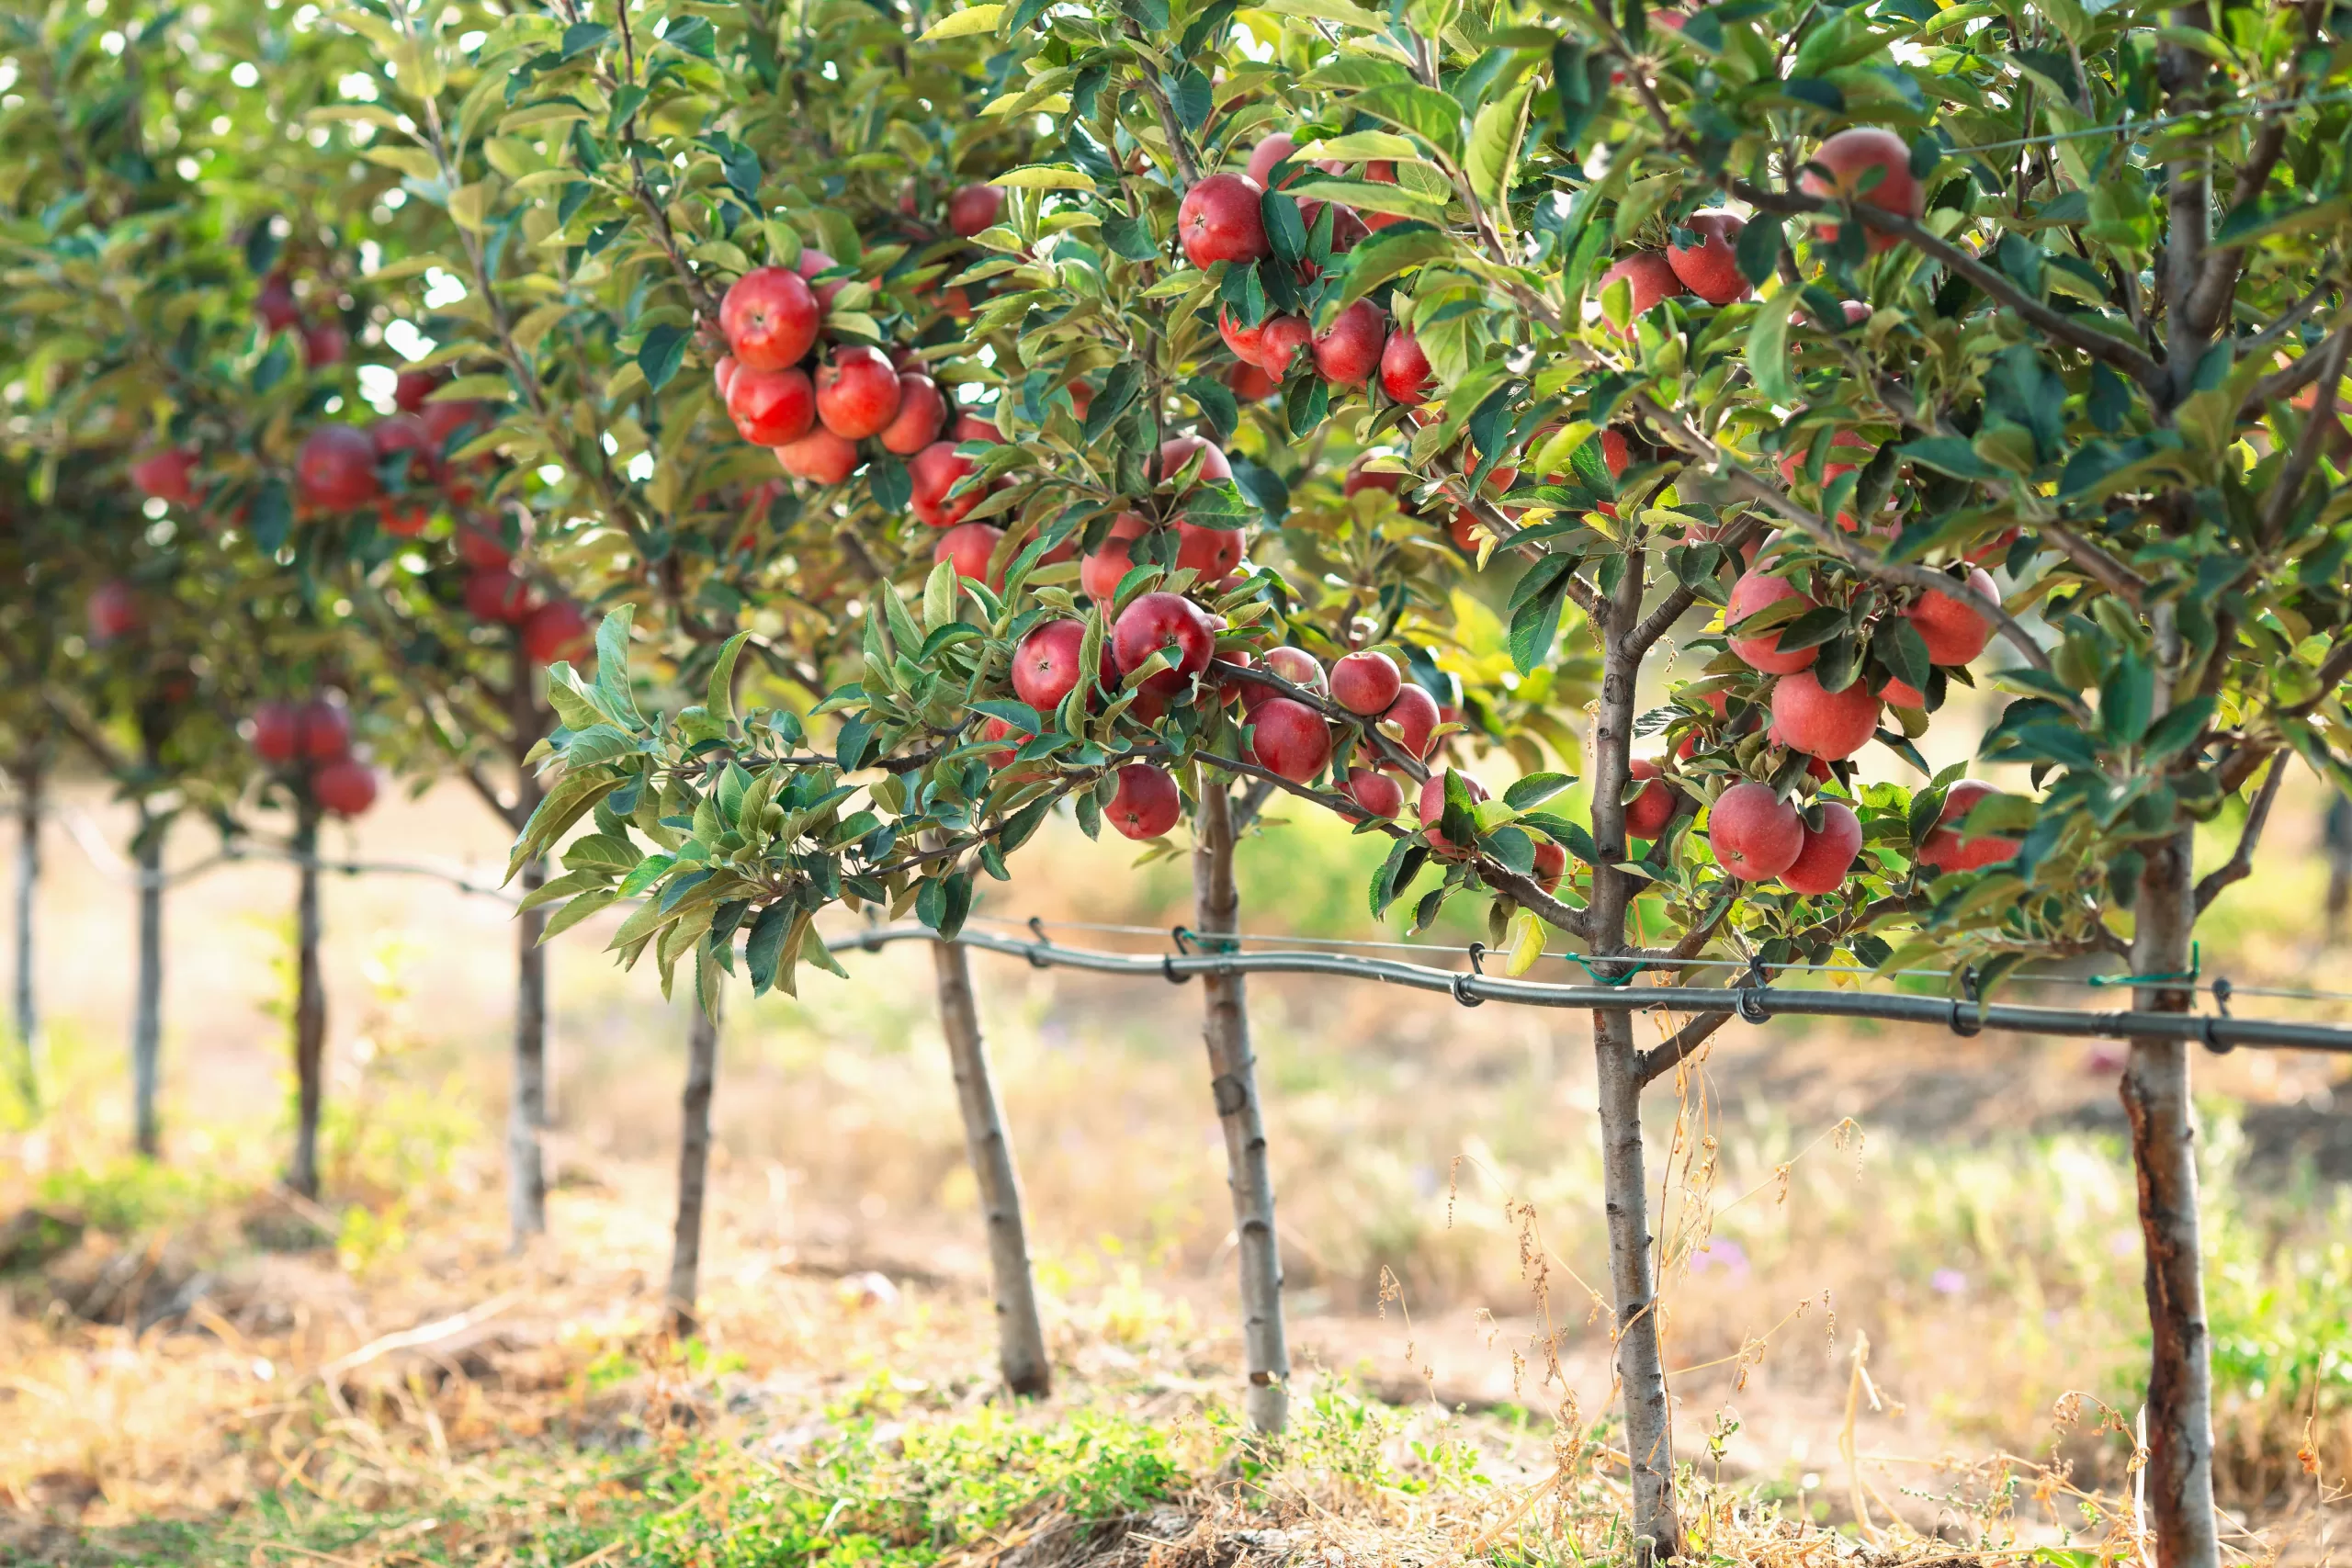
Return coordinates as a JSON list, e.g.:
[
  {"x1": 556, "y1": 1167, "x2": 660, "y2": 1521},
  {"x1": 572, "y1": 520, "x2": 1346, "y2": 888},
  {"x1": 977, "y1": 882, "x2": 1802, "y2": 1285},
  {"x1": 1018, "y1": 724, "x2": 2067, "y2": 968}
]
[
  {"x1": 712, "y1": 189, "x2": 1010, "y2": 540},
  {"x1": 249, "y1": 695, "x2": 379, "y2": 818}
]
